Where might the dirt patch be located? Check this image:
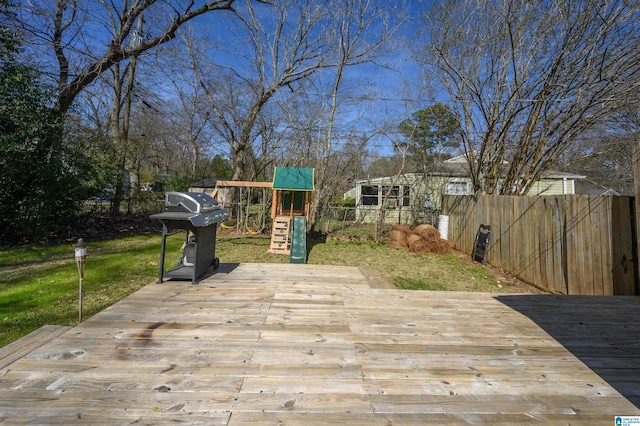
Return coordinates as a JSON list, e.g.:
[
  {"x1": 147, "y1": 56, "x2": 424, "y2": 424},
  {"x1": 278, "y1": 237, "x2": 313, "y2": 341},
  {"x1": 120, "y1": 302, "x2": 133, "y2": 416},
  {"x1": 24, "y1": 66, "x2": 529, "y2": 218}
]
[{"x1": 453, "y1": 250, "x2": 547, "y2": 294}]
